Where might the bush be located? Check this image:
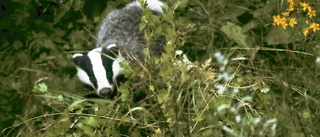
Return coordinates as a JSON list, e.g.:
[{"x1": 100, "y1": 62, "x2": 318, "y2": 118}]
[{"x1": 1, "y1": 0, "x2": 320, "y2": 136}]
